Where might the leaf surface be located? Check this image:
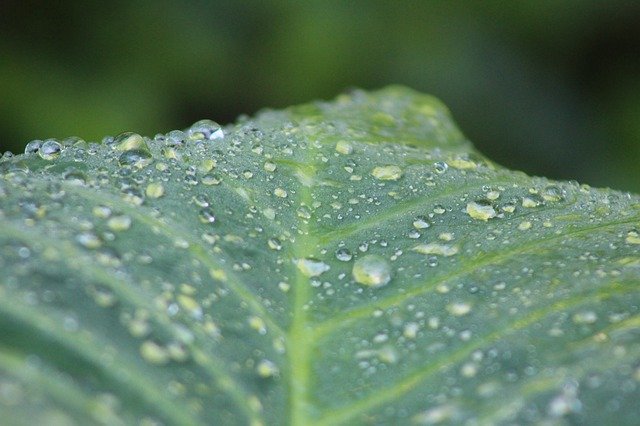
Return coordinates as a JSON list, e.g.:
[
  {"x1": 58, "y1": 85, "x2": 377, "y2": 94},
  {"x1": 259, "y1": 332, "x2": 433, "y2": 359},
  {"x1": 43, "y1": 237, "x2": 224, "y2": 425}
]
[{"x1": 1, "y1": 86, "x2": 639, "y2": 425}]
